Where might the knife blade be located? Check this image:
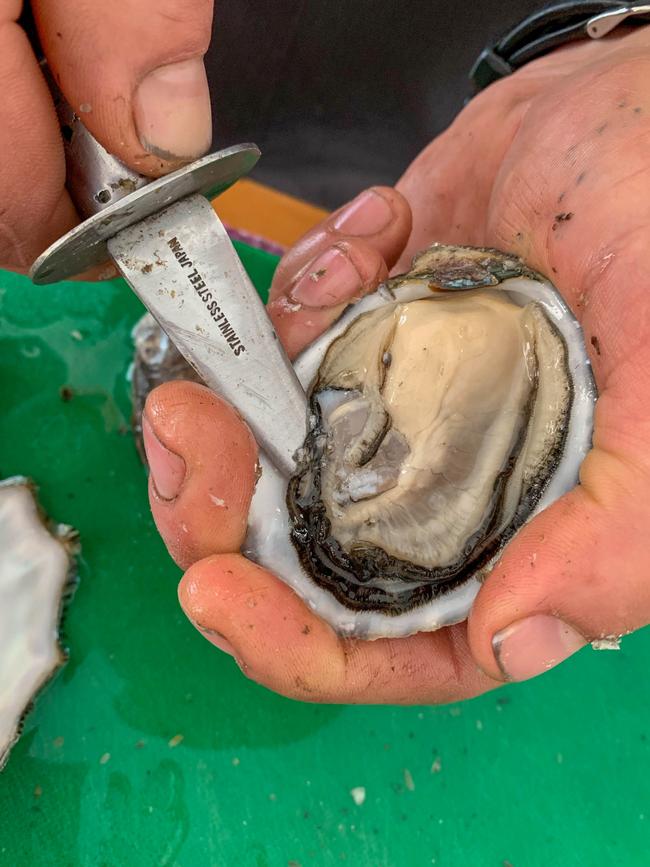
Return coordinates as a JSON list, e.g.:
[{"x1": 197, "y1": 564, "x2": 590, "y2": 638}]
[
  {"x1": 107, "y1": 194, "x2": 307, "y2": 475},
  {"x1": 30, "y1": 95, "x2": 307, "y2": 477}
]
